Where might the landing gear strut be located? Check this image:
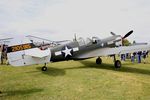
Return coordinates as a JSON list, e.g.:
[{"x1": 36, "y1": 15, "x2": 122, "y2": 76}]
[
  {"x1": 96, "y1": 57, "x2": 102, "y2": 64},
  {"x1": 113, "y1": 55, "x2": 121, "y2": 68},
  {"x1": 42, "y1": 63, "x2": 47, "y2": 71}
]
